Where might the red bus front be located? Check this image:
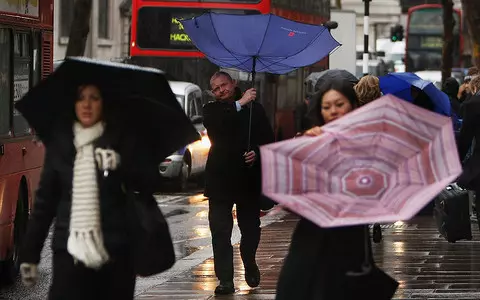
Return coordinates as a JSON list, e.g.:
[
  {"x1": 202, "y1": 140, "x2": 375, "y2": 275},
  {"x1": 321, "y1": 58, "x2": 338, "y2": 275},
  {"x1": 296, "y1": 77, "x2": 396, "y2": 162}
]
[
  {"x1": 405, "y1": 4, "x2": 463, "y2": 73},
  {"x1": 0, "y1": 0, "x2": 53, "y2": 282},
  {"x1": 130, "y1": 0, "x2": 330, "y2": 140}
]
